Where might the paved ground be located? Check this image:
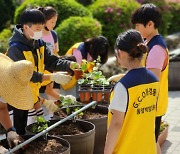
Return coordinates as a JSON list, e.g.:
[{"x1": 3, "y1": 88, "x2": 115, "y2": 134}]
[{"x1": 161, "y1": 91, "x2": 180, "y2": 154}]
